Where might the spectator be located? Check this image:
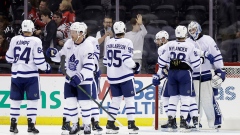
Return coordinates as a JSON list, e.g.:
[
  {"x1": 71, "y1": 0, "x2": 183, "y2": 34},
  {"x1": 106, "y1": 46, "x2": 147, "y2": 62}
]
[
  {"x1": 96, "y1": 16, "x2": 114, "y2": 74},
  {"x1": 48, "y1": 0, "x2": 62, "y2": 13},
  {"x1": 0, "y1": 0, "x2": 11, "y2": 17},
  {"x1": 53, "y1": 11, "x2": 71, "y2": 50},
  {"x1": 0, "y1": 15, "x2": 15, "y2": 42},
  {"x1": 58, "y1": 0, "x2": 75, "y2": 24},
  {"x1": 0, "y1": 31, "x2": 8, "y2": 63},
  {"x1": 125, "y1": 14, "x2": 147, "y2": 73},
  {"x1": 69, "y1": 0, "x2": 83, "y2": 20},
  {"x1": 40, "y1": 8, "x2": 57, "y2": 53}
]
